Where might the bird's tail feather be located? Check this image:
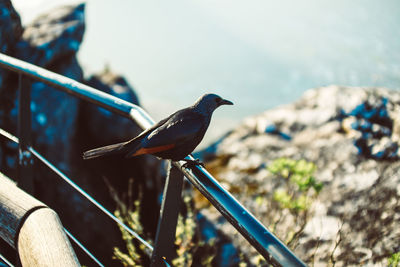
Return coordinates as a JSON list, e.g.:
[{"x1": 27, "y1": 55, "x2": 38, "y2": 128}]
[{"x1": 83, "y1": 141, "x2": 129, "y2": 159}]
